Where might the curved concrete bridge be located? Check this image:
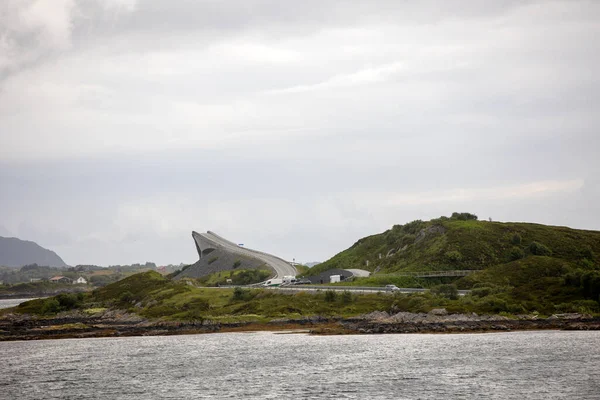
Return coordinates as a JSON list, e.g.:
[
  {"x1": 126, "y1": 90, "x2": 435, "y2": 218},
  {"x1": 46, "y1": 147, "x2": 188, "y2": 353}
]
[{"x1": 192, "y1": 231, "x2": 296, "y2": 279}]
